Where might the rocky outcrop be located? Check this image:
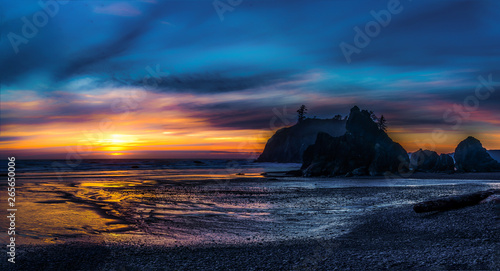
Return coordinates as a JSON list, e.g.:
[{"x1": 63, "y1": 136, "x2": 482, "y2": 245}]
[
  {"x1": 454, "y1": 136, "x2": 500, "y2": 172},
  {"x1": 410, "y1": 150, "x2": 454, "y2": 172},
  {"x1": 488, "y1": 150, "x2": 500, "y2": 163},
  {"x1": 434, "y1": 154, "x2": 455, "y2": 172},
  {"x1": 301, "y1": 106, "x2": 409, "y2": 176},
  {"x1": 257, "y1": 118, "x2": 346, "y2": 163},
  {"x1": 410, "y1": 149, "x2": 439, "y2": 172}
]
